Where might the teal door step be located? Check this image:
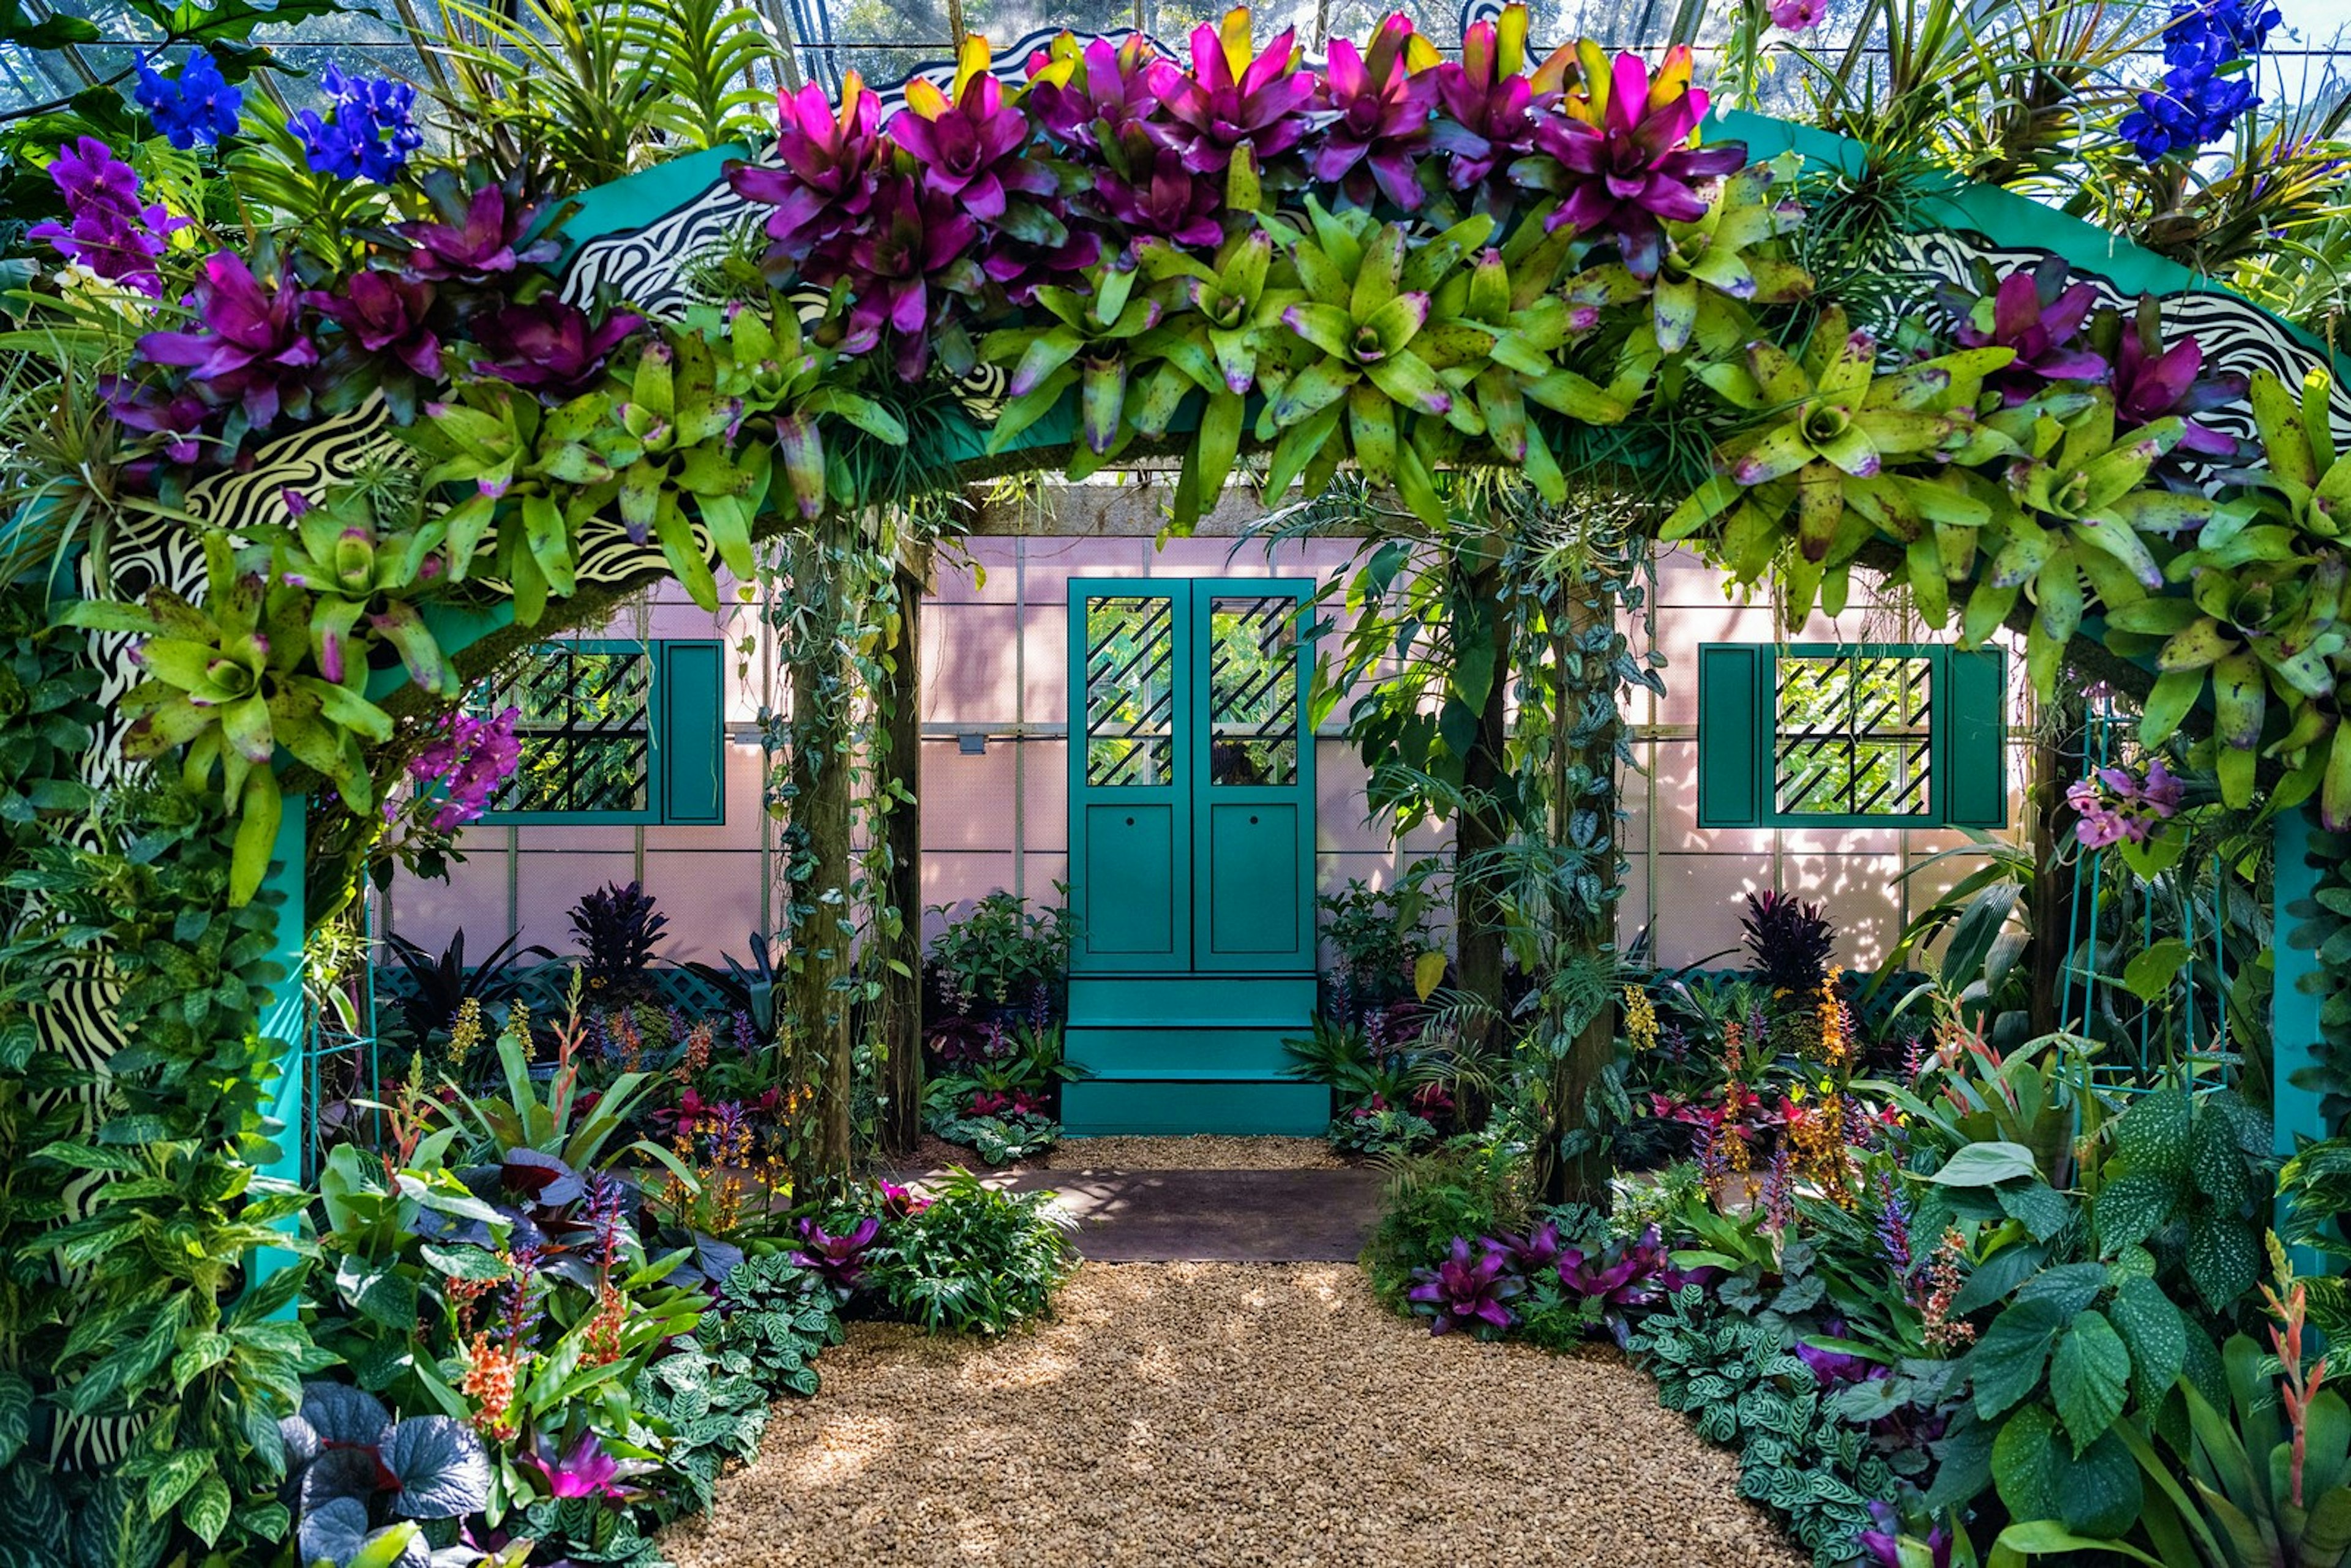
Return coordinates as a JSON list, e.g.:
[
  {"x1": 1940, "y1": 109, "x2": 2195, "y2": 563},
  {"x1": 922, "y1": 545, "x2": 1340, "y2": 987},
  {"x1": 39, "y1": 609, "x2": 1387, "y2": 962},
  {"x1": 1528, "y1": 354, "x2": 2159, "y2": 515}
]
[
  {"x1": 1060, "y1": 1077, "x2": 1329, "y2": 1136},
  {"x1": 1065, "y1": 1026, "x2": 1300, "y2": 1077}
]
